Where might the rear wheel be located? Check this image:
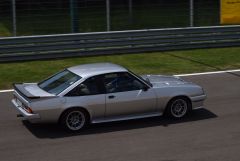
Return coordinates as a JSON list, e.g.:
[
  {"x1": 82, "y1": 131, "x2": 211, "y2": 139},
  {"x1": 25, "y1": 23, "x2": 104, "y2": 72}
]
[
  {"x1": 166, "y1": 97, "x2": 191, "y2": 118},
  {"x1": 60, "y1": 108, "x2": 89, "y2": 132}
]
